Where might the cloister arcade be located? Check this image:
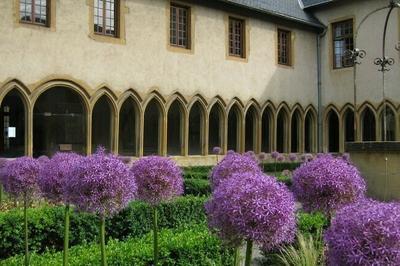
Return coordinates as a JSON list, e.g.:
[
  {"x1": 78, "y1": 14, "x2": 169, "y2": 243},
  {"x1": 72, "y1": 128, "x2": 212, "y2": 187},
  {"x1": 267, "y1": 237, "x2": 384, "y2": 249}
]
[{"x1": 1, "y1": 79, "x2": 399, "y2": 158}]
